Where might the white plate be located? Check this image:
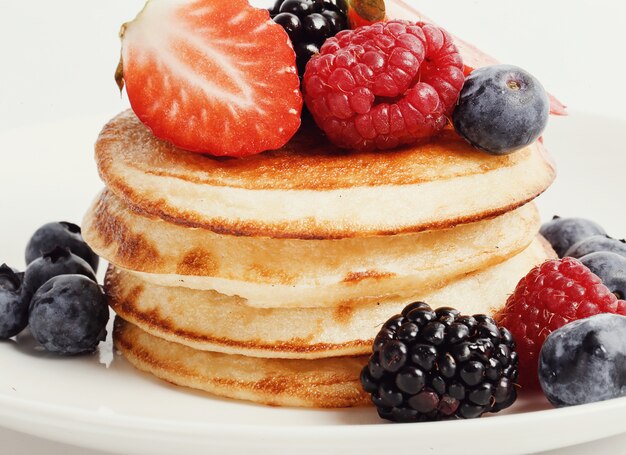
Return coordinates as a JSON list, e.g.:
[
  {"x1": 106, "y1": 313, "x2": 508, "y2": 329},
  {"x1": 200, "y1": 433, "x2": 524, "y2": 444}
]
[{"x1": 0, "y1": 113, "x2": 625, "y2": 455}]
